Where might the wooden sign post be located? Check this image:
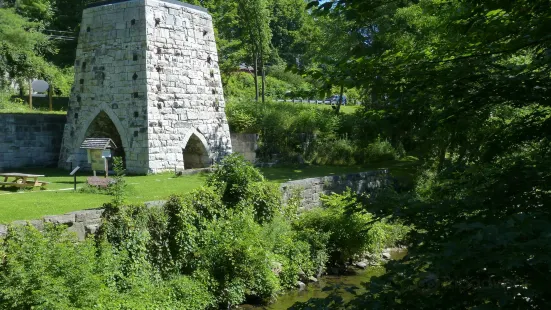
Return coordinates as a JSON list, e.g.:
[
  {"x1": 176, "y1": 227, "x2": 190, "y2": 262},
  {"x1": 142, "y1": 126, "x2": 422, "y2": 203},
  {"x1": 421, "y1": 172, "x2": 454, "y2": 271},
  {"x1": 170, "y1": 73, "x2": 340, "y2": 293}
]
[
  {"x1": 101, "y1": 149, "x2": 111, "y2": 178},
  {"x1": 80, "y1": 138, "x2": 118, "y2": 179},
  {"x1": 70, "y1": 166, "x2": 81, "y2": 191}
]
